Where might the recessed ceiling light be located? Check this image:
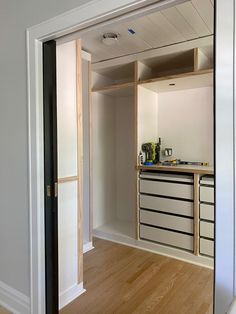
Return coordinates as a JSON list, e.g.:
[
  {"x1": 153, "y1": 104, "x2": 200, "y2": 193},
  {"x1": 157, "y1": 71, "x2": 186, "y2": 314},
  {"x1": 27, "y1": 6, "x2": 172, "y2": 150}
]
[{"x1": 102, "y1": 32, "x2": 120, "y2": 45}]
